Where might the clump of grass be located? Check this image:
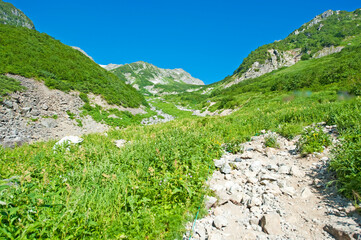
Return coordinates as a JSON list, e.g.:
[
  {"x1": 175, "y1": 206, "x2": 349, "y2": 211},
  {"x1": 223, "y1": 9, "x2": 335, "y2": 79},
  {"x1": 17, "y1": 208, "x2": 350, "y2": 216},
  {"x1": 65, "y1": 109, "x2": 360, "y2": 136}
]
[
  {"x1": 264, "y1": 133, "x2": 280, "y2": 148},
  {"x1": 223, "y1": 139, "x2": 244, "y2": 154},
  {"x1": 297, "y1": 126, "x2": 332, "y2": 154}
]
